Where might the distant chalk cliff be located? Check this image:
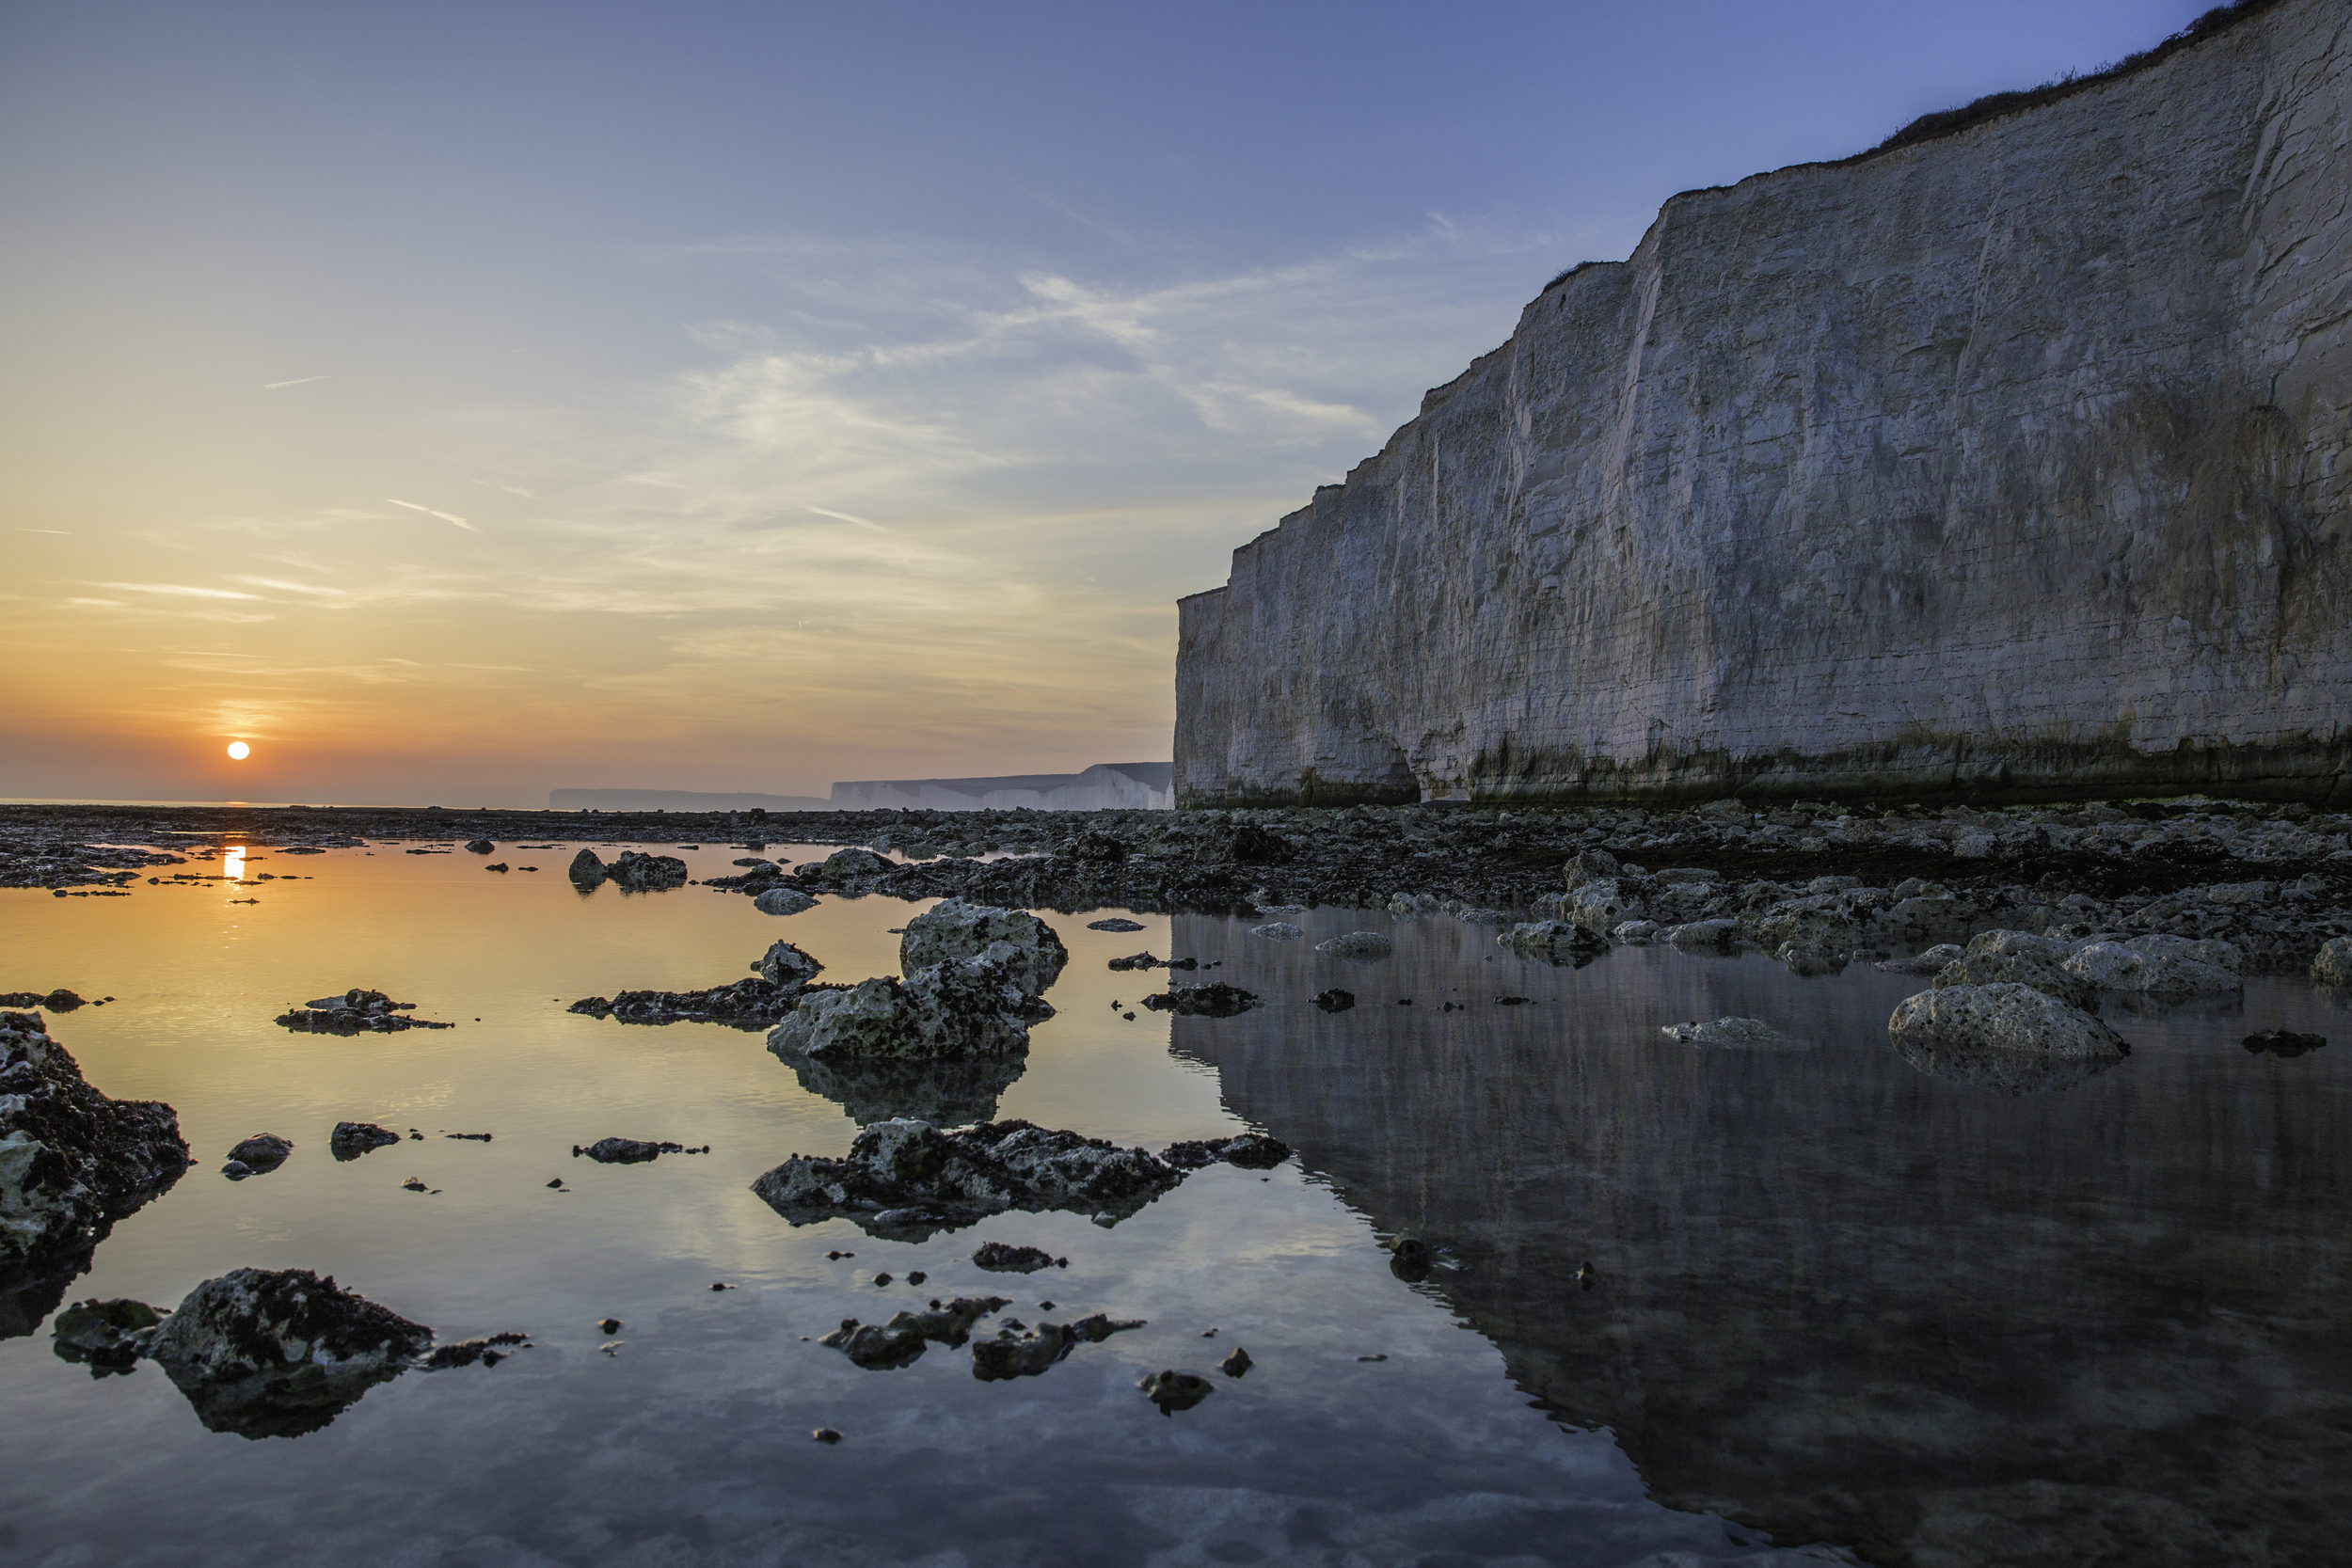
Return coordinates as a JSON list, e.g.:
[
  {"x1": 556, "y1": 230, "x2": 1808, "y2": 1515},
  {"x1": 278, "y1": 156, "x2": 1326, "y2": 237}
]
[{"x1": 1176, "y1": 0, "x2": 2351, "y2": 806}]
